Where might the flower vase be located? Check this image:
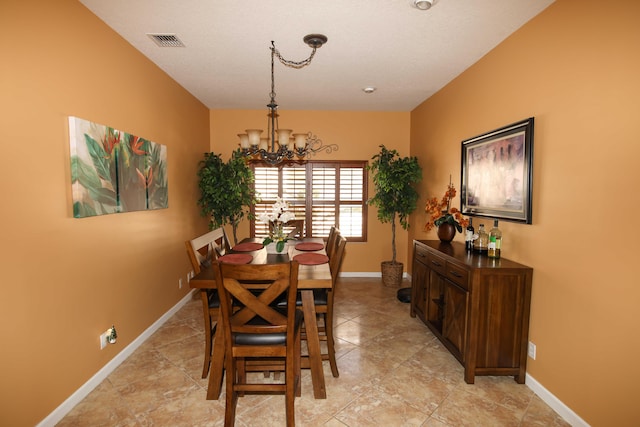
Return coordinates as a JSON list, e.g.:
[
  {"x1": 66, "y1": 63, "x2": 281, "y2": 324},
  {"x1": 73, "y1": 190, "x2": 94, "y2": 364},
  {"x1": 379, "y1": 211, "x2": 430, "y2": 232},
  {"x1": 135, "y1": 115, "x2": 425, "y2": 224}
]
[
  {"x1": 266, "y1": 241, "x2": 286, "y2": 254},
  {"x1": 437, "y1": 223, "x2": 456, "y2": 243}
]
